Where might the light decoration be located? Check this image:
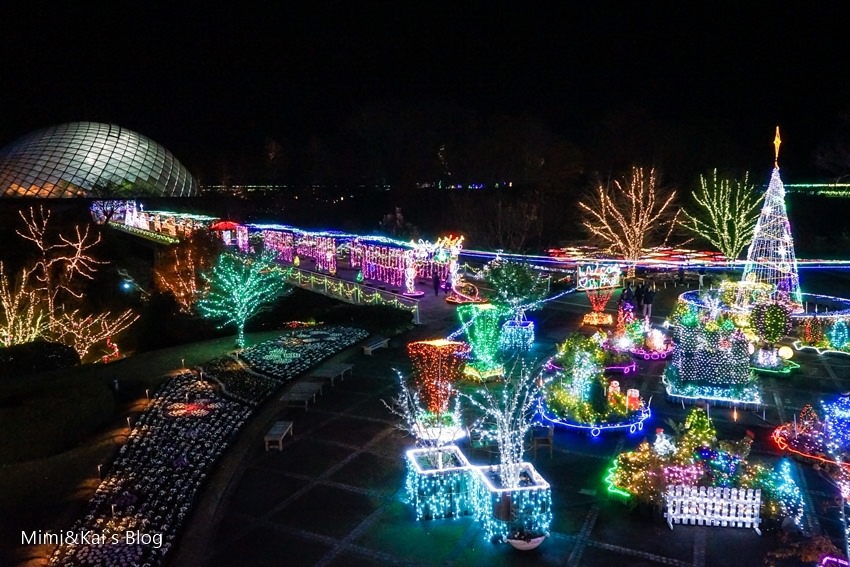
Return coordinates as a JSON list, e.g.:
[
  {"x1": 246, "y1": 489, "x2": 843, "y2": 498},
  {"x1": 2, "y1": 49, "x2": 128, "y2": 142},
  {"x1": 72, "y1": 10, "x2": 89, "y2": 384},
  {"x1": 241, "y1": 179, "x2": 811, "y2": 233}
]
[
  {"x1": 457, "y1": 303, "x2": 504, "y2": 380},
  {"x1": 629, "y1": 324, "x2": 675, "y2": 360},
  {"x1": 663, "y1": 309, "x2": 761, "y2": 408},
  {"x1": 462, "y1": 361, "x2": 541, "y2": 489},
  {"x1": 737, "y1": 130, "x2": 803, "y2": 312},
  {"x1": 680, "y1": 169, "x2": 764, "y2": 262},
  {"x1": 405, "y1": 445, "x2": 474, "y2": 520},
  {"x1": 461, "y1": 362, "x2": 553, "y2": 543},
  {"x1": 471, "y1": 462, "x2": 552, "y2": 543},
  {"x1": 0, "y1": 262, "x2": 45, "y2": 347},
  {"x1": 576, "y1": 263, "x2": 621, "y2": 291},
  {"x1": 607, "y1": 409, "x2": 804, "y2": 530},
  {"x1": 539, "y1": 333, "x2": 650, "y2": 435},
  {"x1": 499, "y1": 320, "x2": 535, "y2": 351},
  {"x1": 153, "y1": 234, "x2": 217, "y2": 313},
  {"x1": 53, "y1": 308, "x2": 139, "y2": 361},
  {"x1": 481, "y1": 256, "x2": 547, "y2": 351},
  {"x1": 281, "y1": 268, "x2": 421, "y2": 324},
  {"x1": 408, "y1": 340, "x2": 468, "y2": 413},
  {"x1": 196, "y1": 251, "x2": 292, "y2": 348},
  {"x1": 830, "y1": 320, "x2": 850, "y2": 350},
  {"x1": 581, "y1": 266, "x2": 618, "y2": 326},
  {"x1": 578, "y1": 166, "x2": 679, "y2": 278}
]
